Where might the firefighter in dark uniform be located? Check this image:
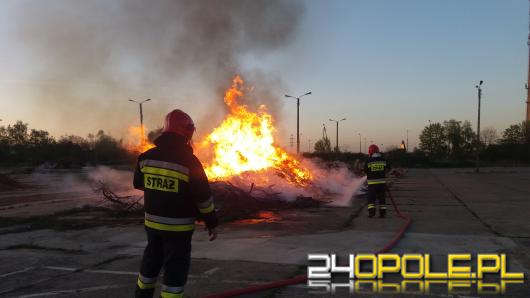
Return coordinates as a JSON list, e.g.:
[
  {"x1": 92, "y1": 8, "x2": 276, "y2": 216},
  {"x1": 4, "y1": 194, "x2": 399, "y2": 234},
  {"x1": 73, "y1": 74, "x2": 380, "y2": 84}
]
[
  {"x1": 134, "y1": 109, "x2": 218, "y2": 298},
  {"x1": 364, "y1": 144, "x2": 389, "y2": 218}
]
